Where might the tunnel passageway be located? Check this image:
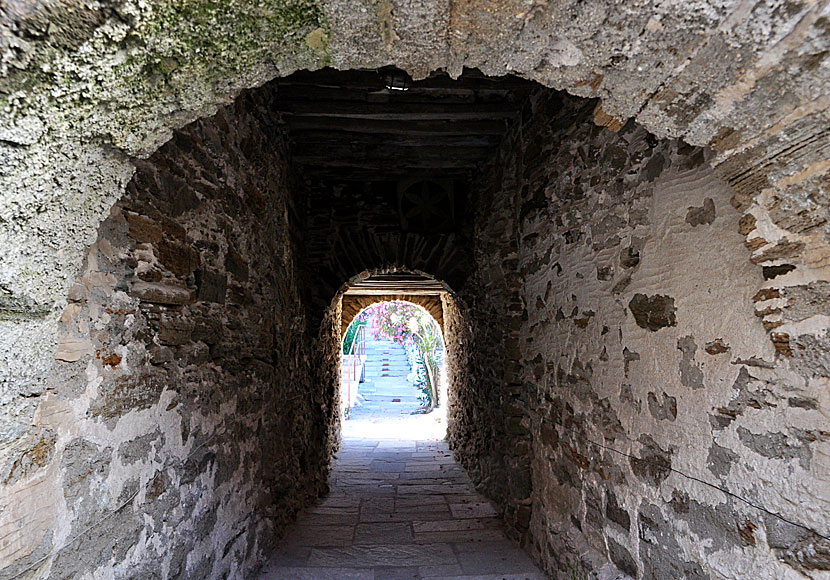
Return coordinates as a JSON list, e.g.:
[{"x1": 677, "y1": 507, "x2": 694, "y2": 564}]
[
  {"x1": 258, "y1": 438, "x2": 547, "y2": 580},
  {"x1": 1, "y1": 39, "x2": 828, "y2": 580}
]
